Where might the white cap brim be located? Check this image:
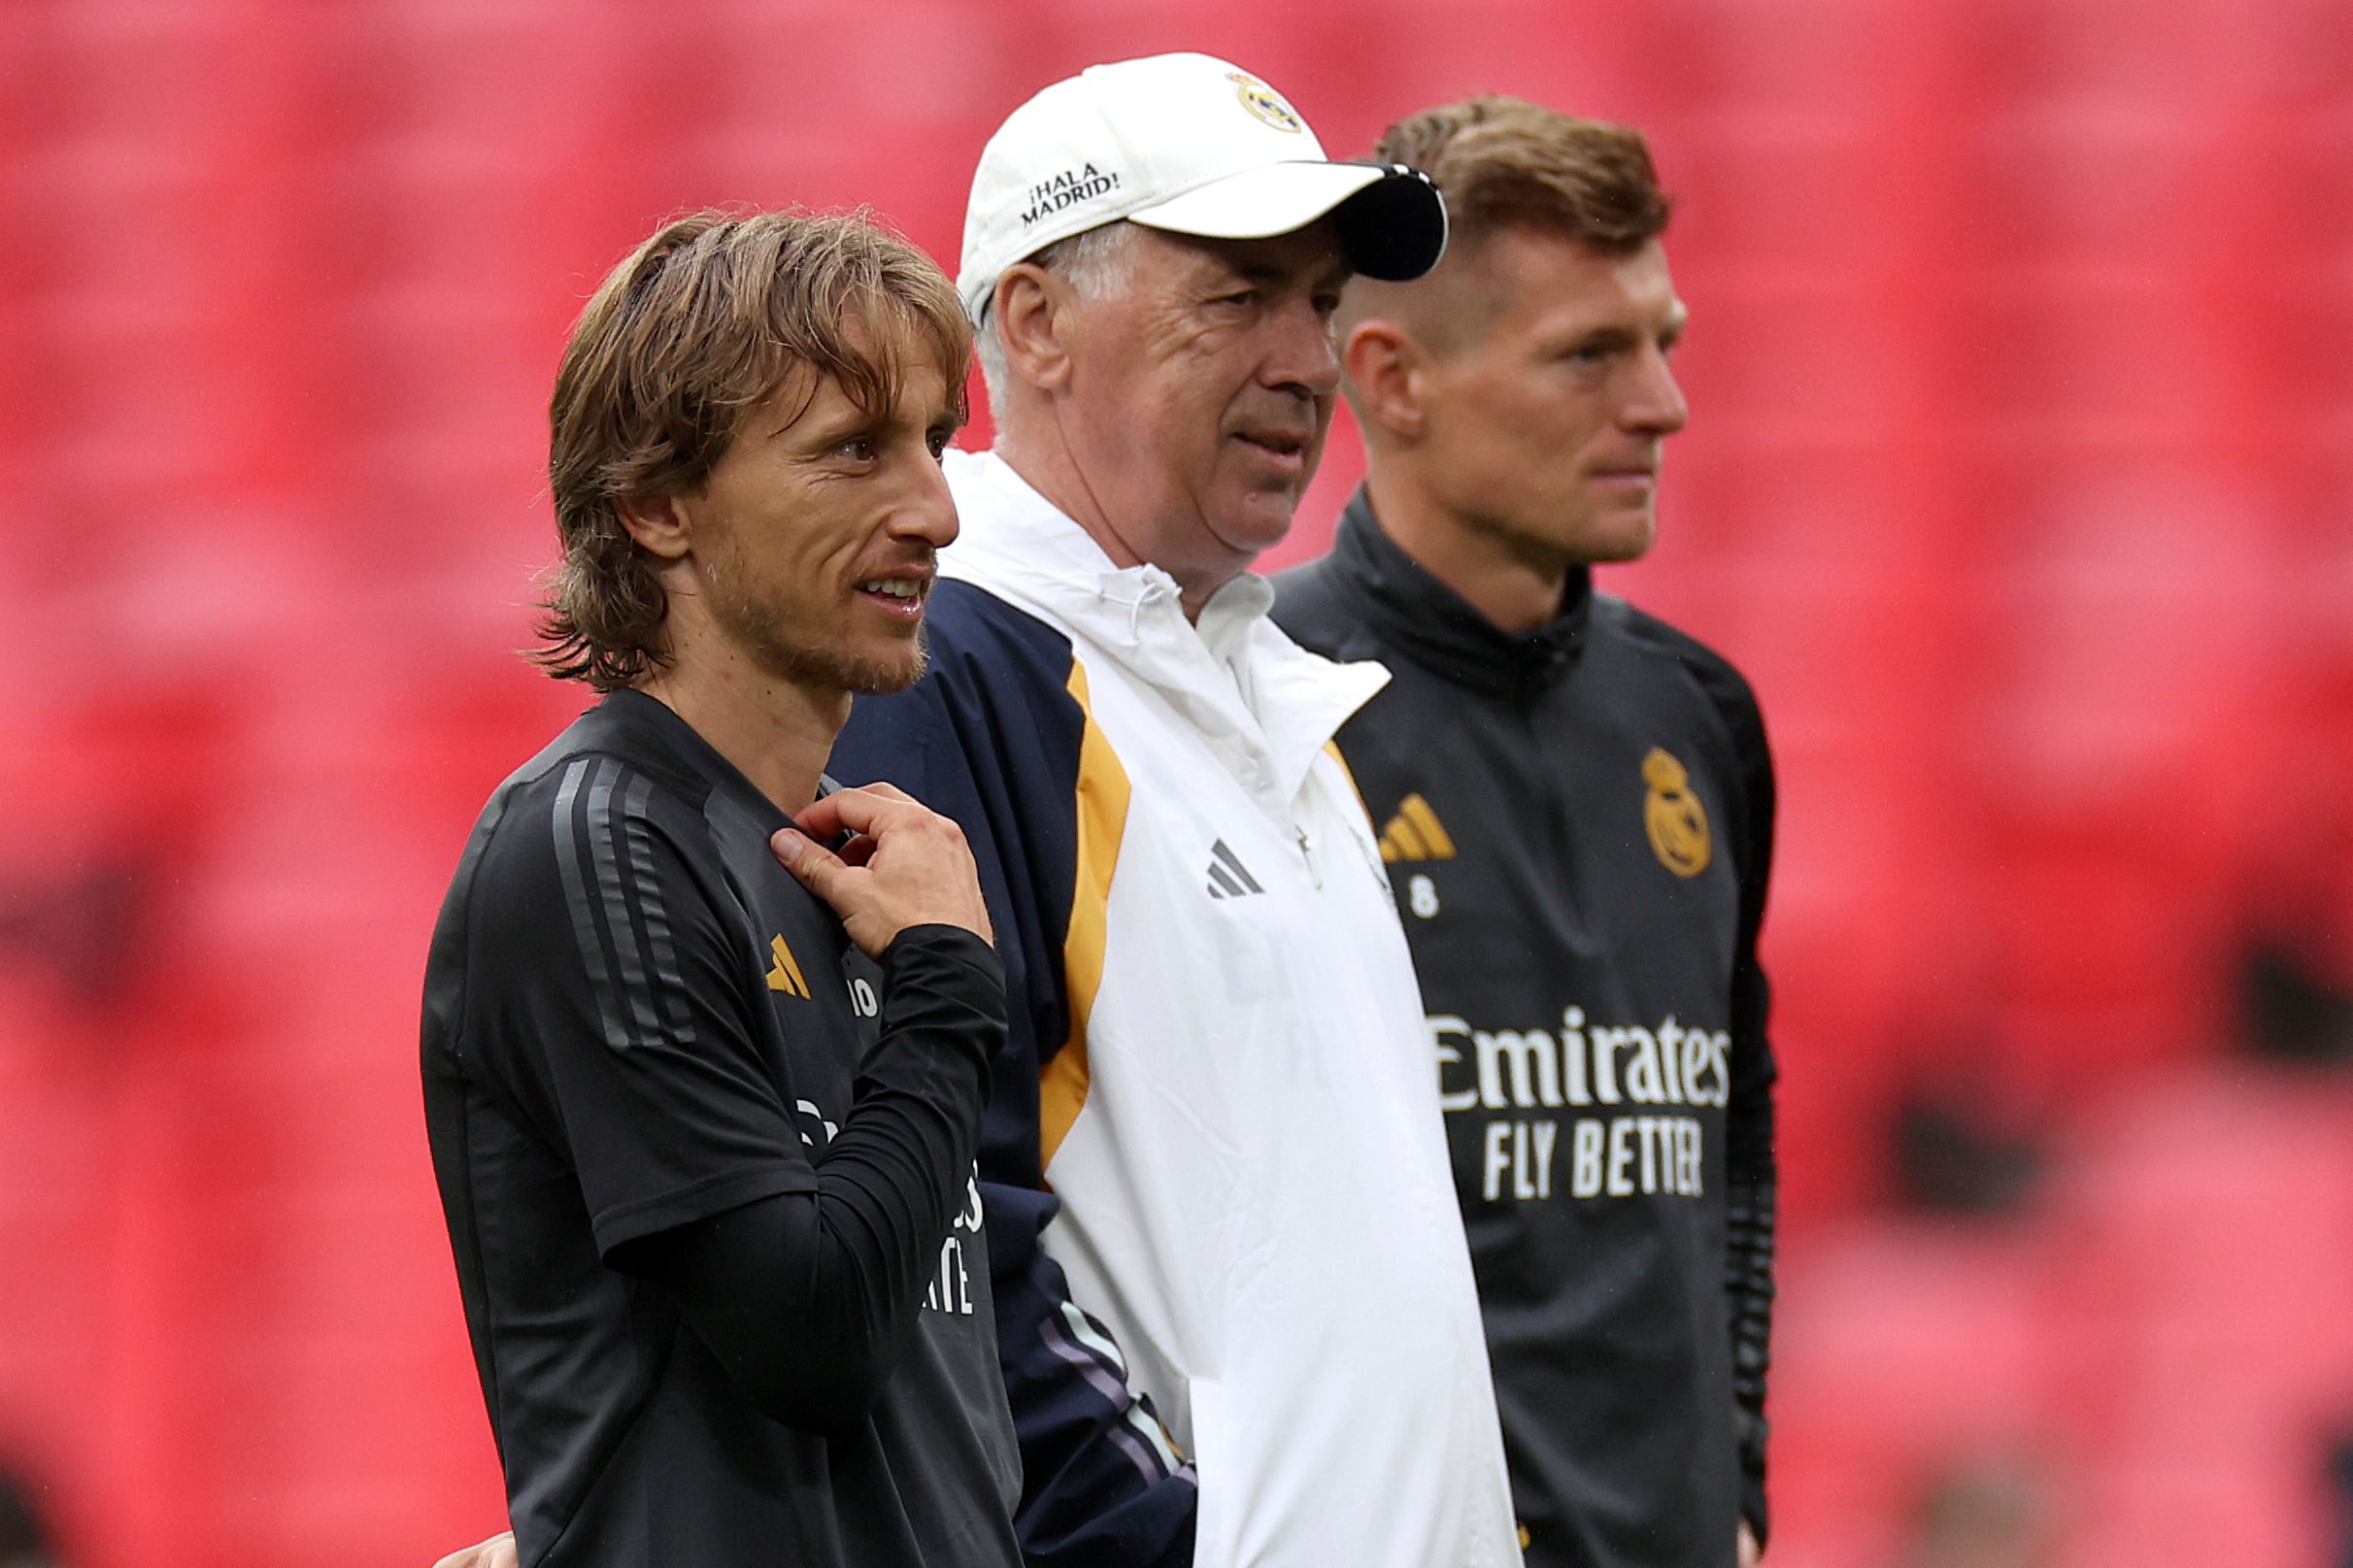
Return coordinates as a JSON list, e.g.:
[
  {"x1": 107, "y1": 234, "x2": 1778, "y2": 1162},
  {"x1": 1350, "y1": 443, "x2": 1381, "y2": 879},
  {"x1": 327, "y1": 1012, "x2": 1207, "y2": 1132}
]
[
  {"x1": 1127, "y1": 160, "x2": 1390, "y2": 240},
  {"x1": 1129, "y1": 160, "x2": 1447, "y2": 284}
]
